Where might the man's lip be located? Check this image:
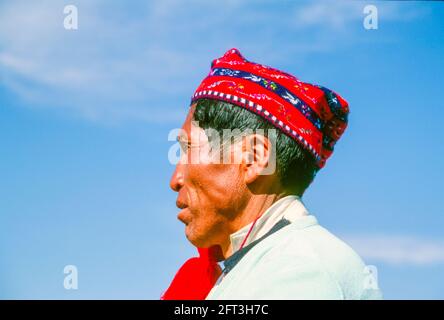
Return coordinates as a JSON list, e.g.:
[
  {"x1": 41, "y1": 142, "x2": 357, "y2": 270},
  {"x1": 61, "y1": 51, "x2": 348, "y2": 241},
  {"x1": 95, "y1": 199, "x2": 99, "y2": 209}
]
[{"x1": 177, "y1": 207, "x2": 190, "y2": 225}]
